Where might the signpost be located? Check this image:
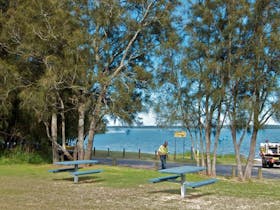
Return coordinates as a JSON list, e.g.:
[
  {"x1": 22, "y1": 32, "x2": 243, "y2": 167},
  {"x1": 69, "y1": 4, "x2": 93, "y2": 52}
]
[
  {"x1": 174, "y1": 131, "x2": 187, "y2": 160},
  {"x1": 174, "y1": 131, "x2": 187, "y2": 138}
]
